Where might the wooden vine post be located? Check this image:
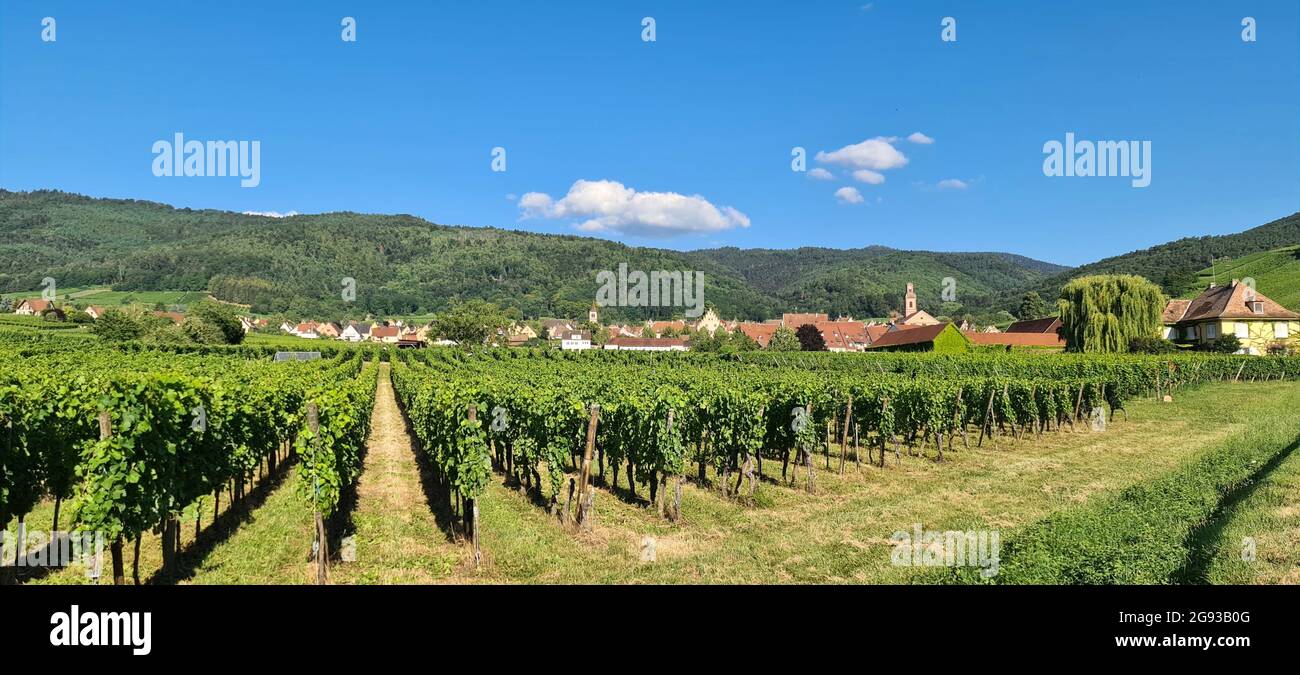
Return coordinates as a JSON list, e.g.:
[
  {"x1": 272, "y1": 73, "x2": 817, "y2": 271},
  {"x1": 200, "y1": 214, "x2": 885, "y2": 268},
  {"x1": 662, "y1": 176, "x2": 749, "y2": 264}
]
[
  {"x1": 977, "y1": 389, "x2": 994, "y2": 448},
  {"x1": 575, "y1": 403, "x2": 600, "y2": 531},
  {"x1": 824, "y1": 417, "x2": 832, "y2": 470},
  {"x1": 878, "y1": 397, "x2": 891, "y2": 468},
  {"x1": 666, "y1": 409, "x2": 683, "y2": 521},
  {"x1": 951, "y1": 387, "x2": 966, "y2": 452},
  {"x1": 307, "y1": 402, "x2": 328, "y2": 585},
  {"x1": 839, "y1": 395, "x2": 853, "y2": 475},
  {"x1": 998, "y1": 383, "x2": 1009, "y2": 447},
  {"x1": 852, "y1": 422, "x2": 861, "y2": 470},
  {"x1": 467, "y1": 404, "x2": 481, "y2": 568},
  {"x1": 99, "y1": 411, "x2": 126, "y2": 586},
  {"x1": 803, "y1": 403, "x2": 816, "y2": 493}
]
